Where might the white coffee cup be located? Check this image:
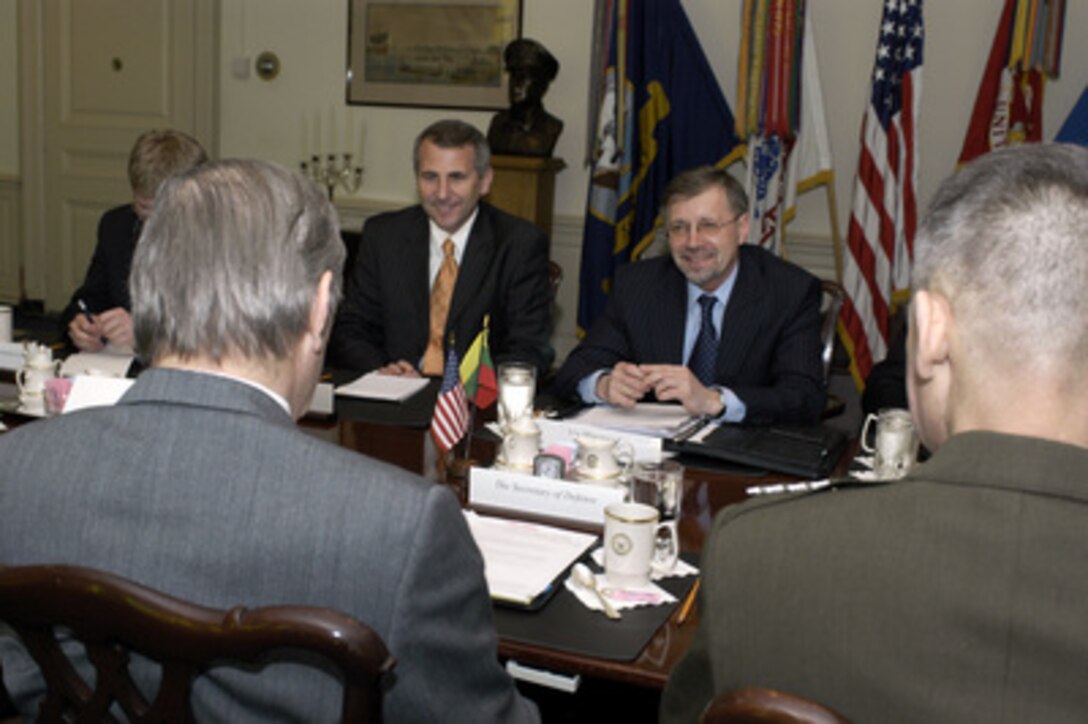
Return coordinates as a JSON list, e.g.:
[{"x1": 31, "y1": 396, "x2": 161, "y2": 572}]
[
  {"x1": 575, "y1": 435, "x2": 633, "y2": 480},
  {"x1": 603, "y1": 501, "x2": 679, "y2": 587},
  {"x1": 501, "y1": 416, "x2": 540, "y2": 469},
  {"x1": 861, "y1": 408, "x2": 920, "y2": 479},
  {"x1": 0, "y1": 304, "x2": 12, "y2": 343}
]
